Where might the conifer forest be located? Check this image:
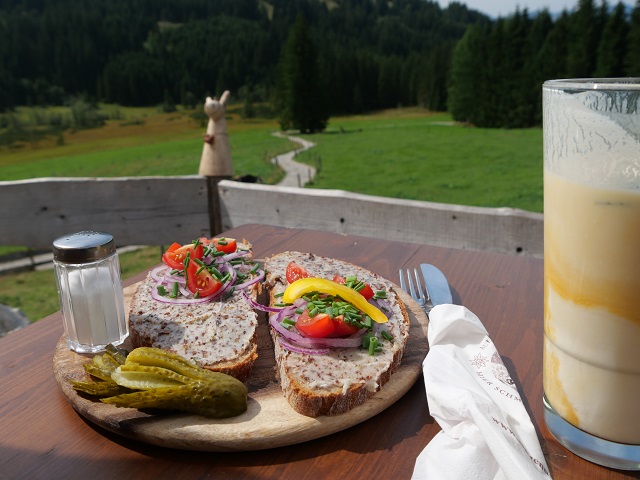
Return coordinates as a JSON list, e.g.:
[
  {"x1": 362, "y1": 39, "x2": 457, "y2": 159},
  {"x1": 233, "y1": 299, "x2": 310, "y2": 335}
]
[{"x1": 1, "y1": 0, "x2": 638, "y2": 128}]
